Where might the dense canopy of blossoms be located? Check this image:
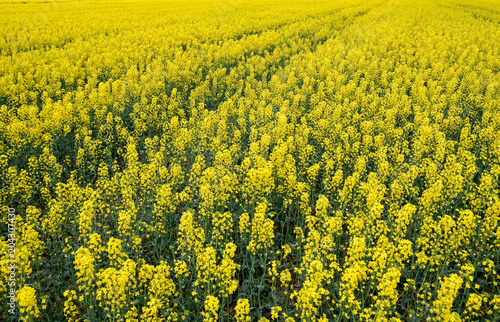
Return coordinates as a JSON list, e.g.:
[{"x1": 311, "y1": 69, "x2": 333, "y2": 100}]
[{"x1": 0, "y1": 0, "x2": 499, "y2": 321}]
